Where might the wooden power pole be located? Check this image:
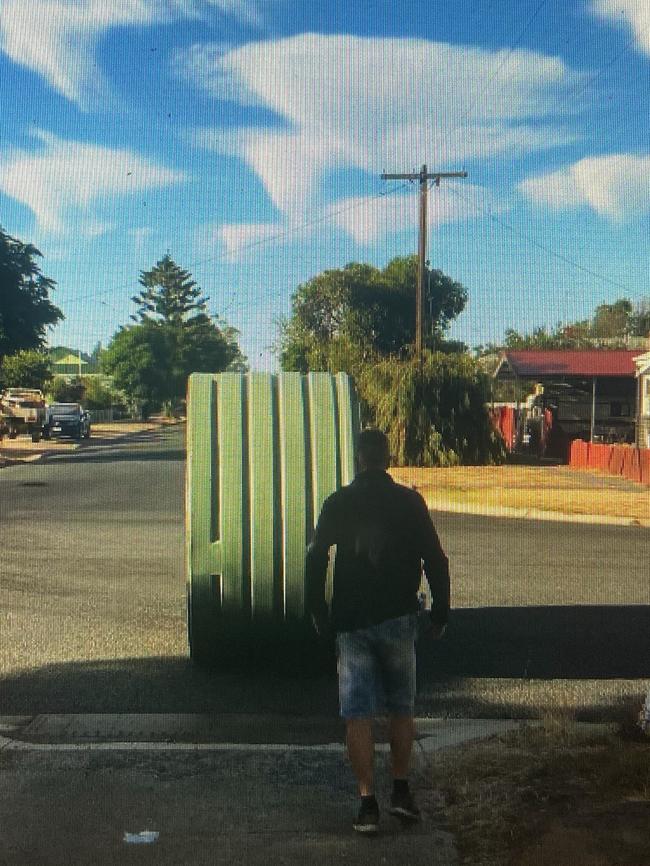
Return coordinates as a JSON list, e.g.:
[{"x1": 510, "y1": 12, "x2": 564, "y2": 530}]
[{"x1": 381, "y1": 165, "x2": 467, "y2": 356}]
